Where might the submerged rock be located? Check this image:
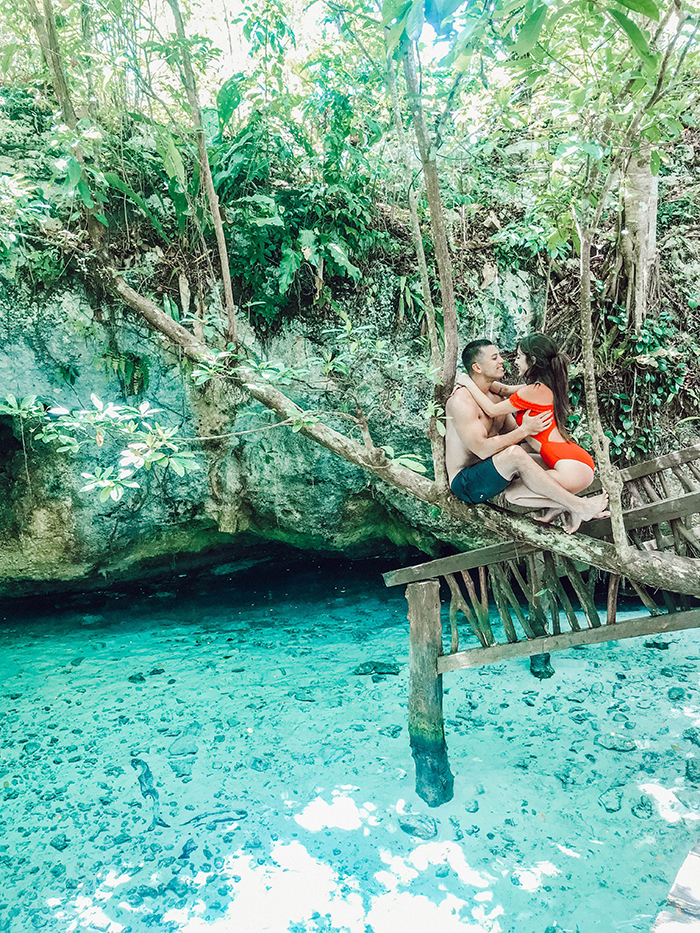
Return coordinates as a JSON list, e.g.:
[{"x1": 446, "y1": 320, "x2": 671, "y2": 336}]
[
  {"x1": 594, "y1": 734, "x2": 636, "y2": 752},
  {"x1": 598, "y1": 788, "x2": 622, "y2": 812},
  {"x1": 683, "y1": 727, "x2": 700, "y2": 748},
  {"x1": 128, "y1": 673, "x2": 146, "y2": 683},
  {"x1": 668, "y1": 687, "x2": 686, "y2": 702},
  {"x1": 378, "y1": 725, "x2": 402, "y2": 738},
  {"x1": 631, "y1": 796, "x2": 653, "y2": 820},
  {"x1": 644, "y1": 640, "x2": 670, "y2": 650},
  {"x1": 50, "y1": 834, "x2": 68, "y2": 852},
  {"x1": 353, "y1": 661, "x2": 401, "y2": 676},
  {"x1": 398, "y1": 814, "x2": 438, "y2": 839},
  {"x1": 529, "y1": 653, "x2": 554, "y2": 680},
  {"x1": 685, "y1": 758, "x2": 700, "y2": 784}
]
